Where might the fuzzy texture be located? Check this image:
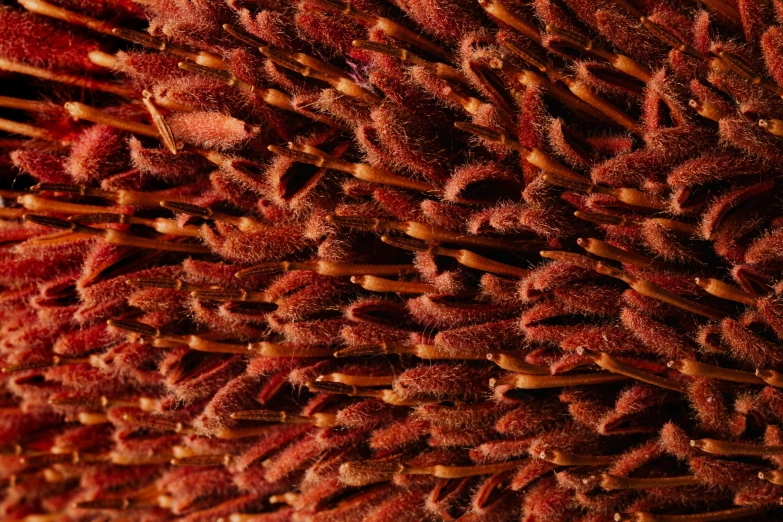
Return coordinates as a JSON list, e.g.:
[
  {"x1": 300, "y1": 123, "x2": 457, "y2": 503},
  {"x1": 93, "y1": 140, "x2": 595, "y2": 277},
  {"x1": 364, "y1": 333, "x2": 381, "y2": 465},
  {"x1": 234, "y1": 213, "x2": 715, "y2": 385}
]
[{"x1": 1, "y1": 0, "x2": 783, "y2": 521}]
